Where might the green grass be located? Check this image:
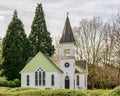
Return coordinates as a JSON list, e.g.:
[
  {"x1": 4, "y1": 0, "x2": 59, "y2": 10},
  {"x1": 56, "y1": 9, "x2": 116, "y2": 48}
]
[{"x1": 0, "y1": 86, "x2": 119, "y2": 96}]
